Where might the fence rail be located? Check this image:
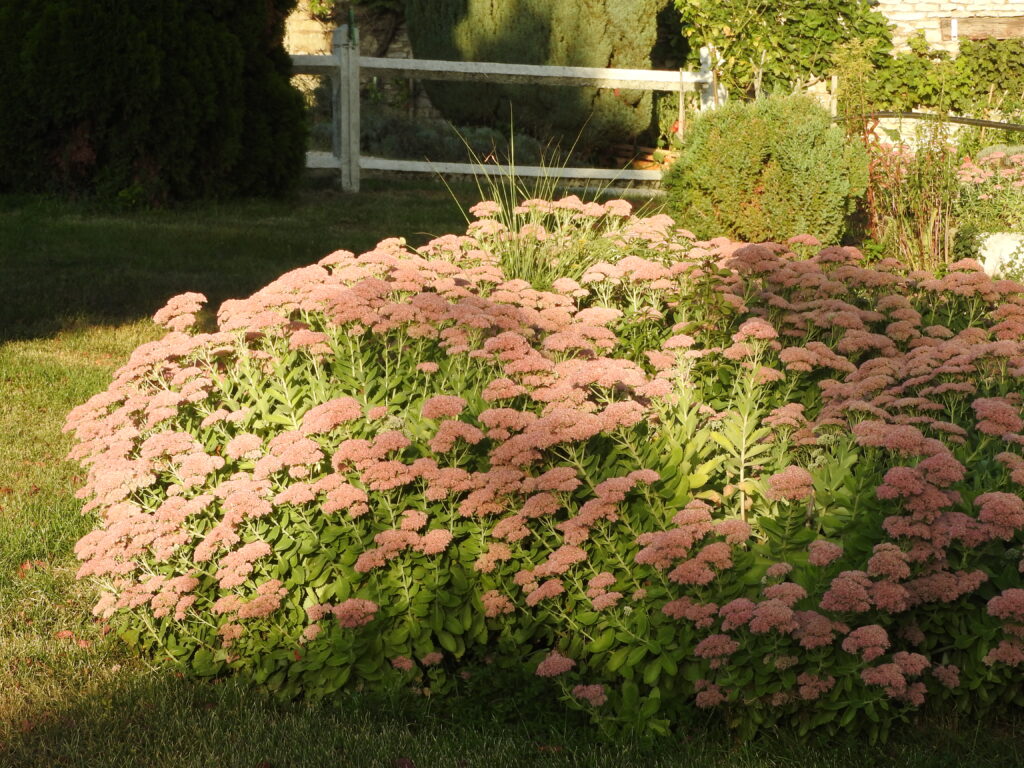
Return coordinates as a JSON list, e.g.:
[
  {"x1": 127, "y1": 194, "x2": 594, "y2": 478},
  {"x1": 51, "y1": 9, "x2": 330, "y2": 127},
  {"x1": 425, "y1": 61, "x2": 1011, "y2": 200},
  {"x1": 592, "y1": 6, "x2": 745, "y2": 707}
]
[
  {"x1": 293, "y1": 25, "x2": 720, "y2": 192},
  {"x1": 358, "y1": 57, "x2": 711, "y2": 91}
]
